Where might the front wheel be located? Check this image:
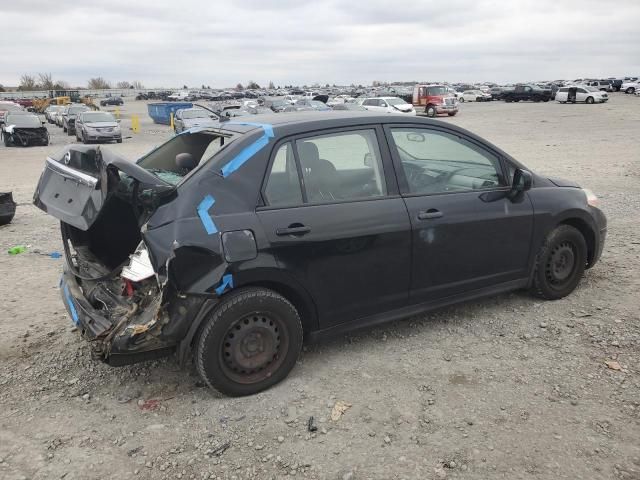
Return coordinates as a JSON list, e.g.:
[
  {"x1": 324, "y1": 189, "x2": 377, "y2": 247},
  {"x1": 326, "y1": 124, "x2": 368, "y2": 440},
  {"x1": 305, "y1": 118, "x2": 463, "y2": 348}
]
[
  {"x1": 531, "y1": 225, "x2": 587, "y2": 300},
  {"x1": 625, "y1": 87, "x2": 635, "y2": 94},
  {"x1": 586, "y1": 96, "x2": 595, "y2": 104},
  {"x1": 458, "y1": 97, "x2": 465, "y2": 103},
  {"x1": 425, "y1": 105, "x2": 437, "y2": 117},
  {"x1": 195, "y1": 287, "x2": 303, "y2": 396}
]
